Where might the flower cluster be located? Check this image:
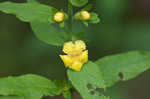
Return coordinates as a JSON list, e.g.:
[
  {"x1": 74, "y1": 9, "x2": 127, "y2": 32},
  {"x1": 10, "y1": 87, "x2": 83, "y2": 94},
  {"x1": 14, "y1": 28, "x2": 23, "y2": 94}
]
[{"x1": 60, "y1": 40, "x2": 88, "y2": 72}]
